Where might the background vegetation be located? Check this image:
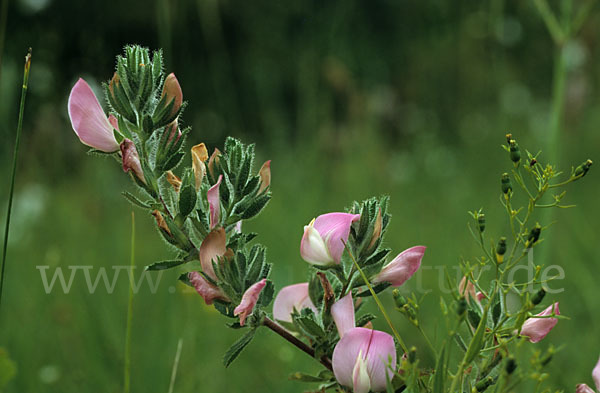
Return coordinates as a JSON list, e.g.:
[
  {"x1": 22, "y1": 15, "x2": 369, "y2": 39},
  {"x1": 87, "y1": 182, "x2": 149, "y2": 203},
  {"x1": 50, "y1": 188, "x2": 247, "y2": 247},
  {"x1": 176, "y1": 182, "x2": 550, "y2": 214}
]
[{"x1": 0, "y1": 0, "x2": 599, "y2": 391}]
